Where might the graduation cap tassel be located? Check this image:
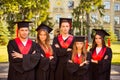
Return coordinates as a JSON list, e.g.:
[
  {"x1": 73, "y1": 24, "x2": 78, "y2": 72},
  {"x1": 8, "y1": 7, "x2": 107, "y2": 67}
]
[
  {"x1": 86, "y1": 38, "x2": 88, "y2": 50},
  {"x1": 16, "y1": 28, "x2": 18, "y2": 38},
  {"x1": 108, "y1": 38, "x2": 111, "y2": 47}
]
